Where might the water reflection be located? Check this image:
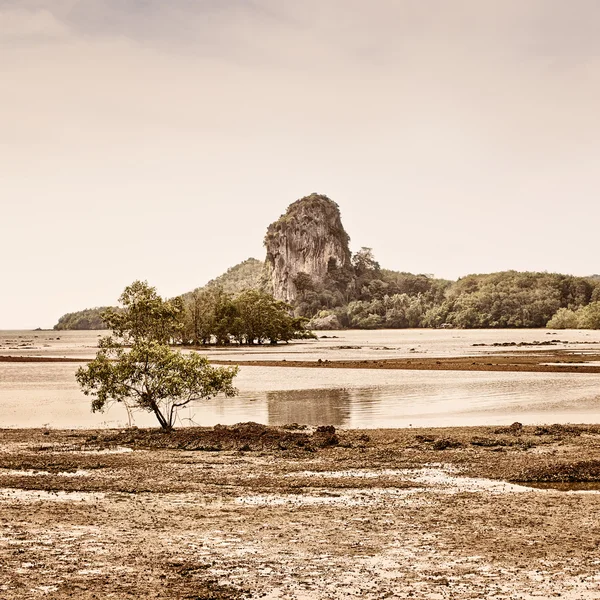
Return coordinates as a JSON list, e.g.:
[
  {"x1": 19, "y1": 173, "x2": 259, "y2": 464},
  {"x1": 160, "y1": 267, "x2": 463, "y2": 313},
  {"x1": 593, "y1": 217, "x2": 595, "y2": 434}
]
[
  {"x1": 2, "y1": 355, "x2": 600, "y2": 429},
  {"x1": 267, "y1": 388, "x2": 353, "y2": 427}
]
